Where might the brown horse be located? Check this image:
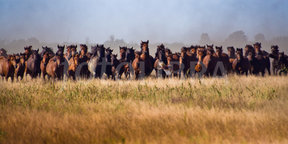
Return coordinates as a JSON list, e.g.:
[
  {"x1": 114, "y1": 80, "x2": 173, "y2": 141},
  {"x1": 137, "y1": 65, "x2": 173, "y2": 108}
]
[
  {"x1": 0, "y1": 55, "x2": 16, "y2": 81},
  {"x1": 40, "y1": 46, "x2": 55, "y2": 79},
  {"x1": 253, "y1": 43, "x2": 267, "y2": 76},
  {"x1": 180, "y1": 46, "x2": 197, "y2": 77},
  {"x1": 26, "y1": 49, "x2": 41, "y2": 79},
  {"x1": 167, "y1": 53, "x2": 181, "y2": 77},
  {"x1": 195, "y1": 46, "x2": 206, "y2": 73},
  {"x1": 203, "y1": 47, "x2": 218, "y2": 76},
  {"x1": 15, "y1": 53, "x2": 26, "y2": 80},
  {"x1": 214, "y1": 46, "x2": 229, "y2": 76},
  {"x1": 227, "y1": 46, "x2": 236, "y2": 73},
  {"x1": 232, "y1": 48, "x2": 250, "y2": 75},
  {"x1": 46, "y1": 45, "x2": 67, "y2": 80},
  {"x1": 40, "y1": 53, "x2": 50, "y2": 79},
  {"x1": 132, "y1": 51, "x2": 142, "y2": 79},
  {"x1": 139, "y1": 40, "x2": 154, "y2": 76},
  {"x1": 68, "y1": 54, "x2": 79, "y2": 80}
]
